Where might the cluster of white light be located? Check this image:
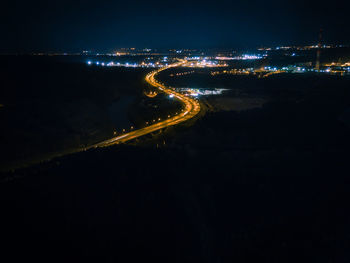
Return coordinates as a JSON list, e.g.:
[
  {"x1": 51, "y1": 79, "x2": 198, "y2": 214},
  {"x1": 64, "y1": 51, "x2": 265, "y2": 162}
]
[
  {"x1": 177, "y1": 88, "x2": 228, "y2": 96},
  {"x1": 215, "y1": 56, "x2": 235, "y2": 60},
  {"x1": 265, "y1": 66, "x2": 305, "y2": 72},
  {"x1": 186, "y1": 56, "x2": 201, "y2": 60},
  {"x1": 239, "y1": 54, "x2": 262, "y2": 60},
  {"x1": 86, "y1": 61, "x2": 163, "y2": 68},
  {"x1": 216, "y1": 54, "x2": 263, "y2": 60},
  {"x1": 184, "y1": 60, "x2": 225, "y2": 68}
]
